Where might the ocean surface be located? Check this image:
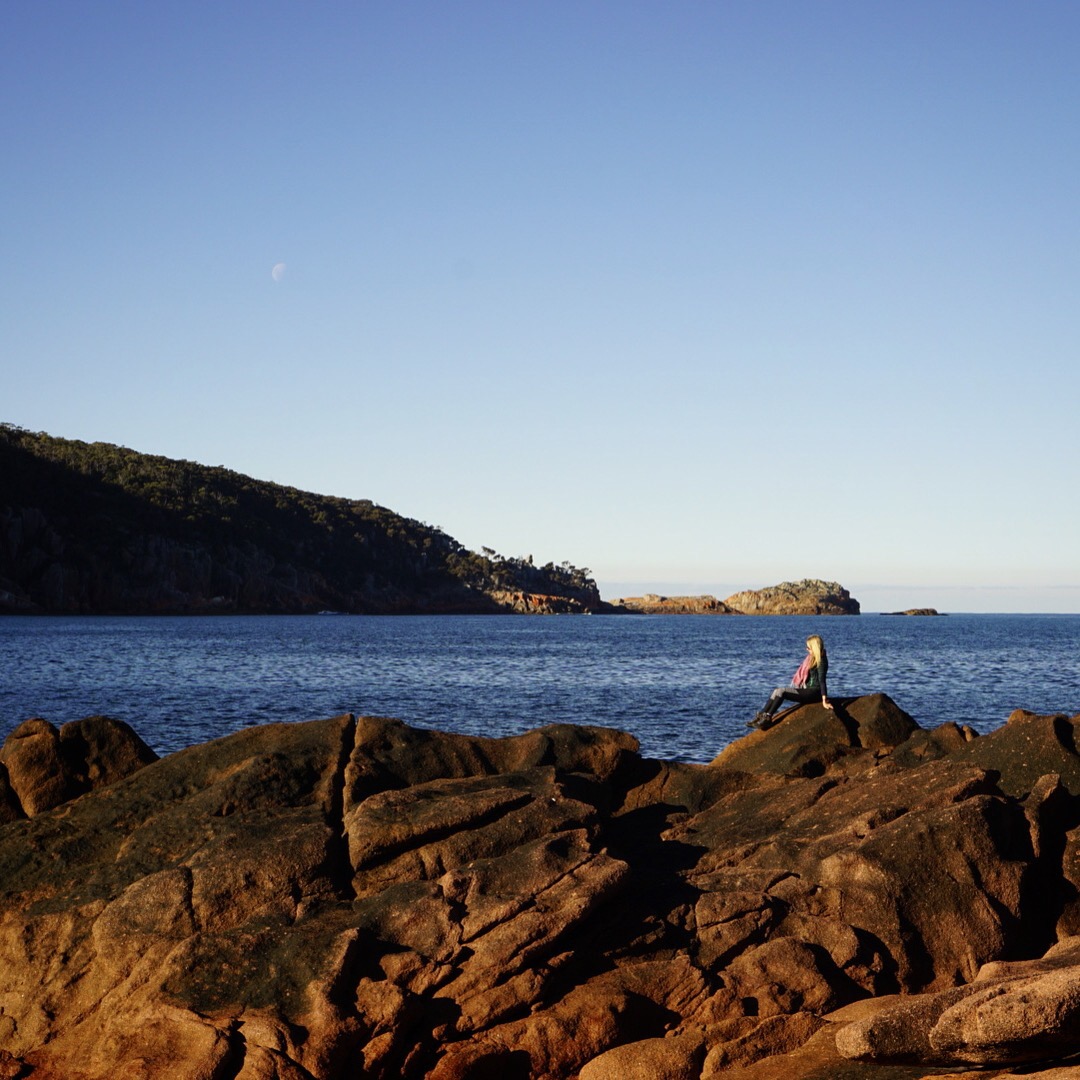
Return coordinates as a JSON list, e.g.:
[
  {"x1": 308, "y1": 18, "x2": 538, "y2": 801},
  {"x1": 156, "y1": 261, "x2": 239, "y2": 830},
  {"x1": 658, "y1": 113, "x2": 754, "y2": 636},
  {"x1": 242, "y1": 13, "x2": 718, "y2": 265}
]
[{"x1": 1, "y1": 614, "x2": 1078, "y2": 764}]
